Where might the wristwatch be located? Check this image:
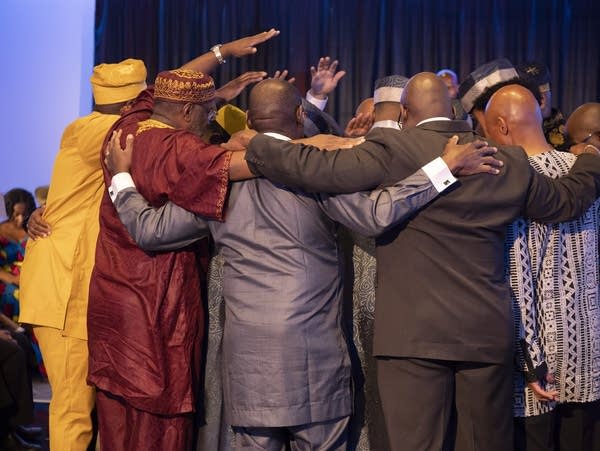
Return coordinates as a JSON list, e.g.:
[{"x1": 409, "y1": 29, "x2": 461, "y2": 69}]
[{"x1": 211, "y1": 44, "x2": 226, "y2": 64}]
